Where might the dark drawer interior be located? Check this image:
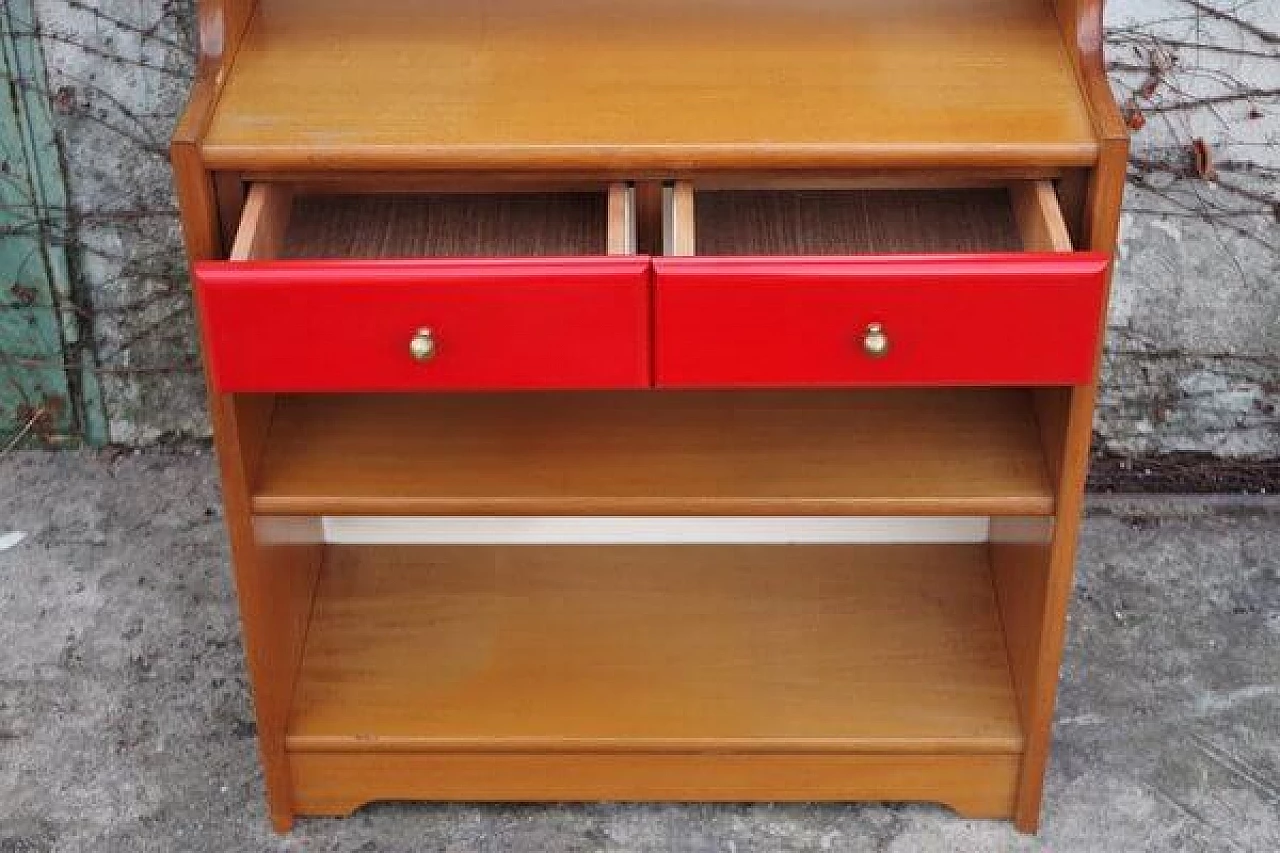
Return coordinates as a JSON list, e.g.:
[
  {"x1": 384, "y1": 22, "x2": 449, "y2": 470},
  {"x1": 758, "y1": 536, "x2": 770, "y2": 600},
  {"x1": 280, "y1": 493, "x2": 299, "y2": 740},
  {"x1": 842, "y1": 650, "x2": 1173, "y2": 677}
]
[
  {"x1": 231, "y1": 184, "x2": 636, "y2": 261},
  {"x1": 664, "y1": 181, "x2": 1073, "y2": 257}
]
